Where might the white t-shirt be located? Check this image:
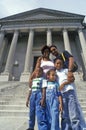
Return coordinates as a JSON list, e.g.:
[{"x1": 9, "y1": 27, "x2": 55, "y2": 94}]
[{"x1": 56, "y1": 68, "x2": 74, "y2": 93}]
